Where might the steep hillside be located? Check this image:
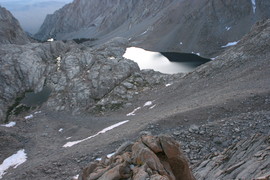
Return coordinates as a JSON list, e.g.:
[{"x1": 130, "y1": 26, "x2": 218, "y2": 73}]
[
  {"x1": 0, "y1": 6, "x2": 30, "y2": 45},
  {"x1": 35, "y1": 0, "x2": 270, "y2": 57}
]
